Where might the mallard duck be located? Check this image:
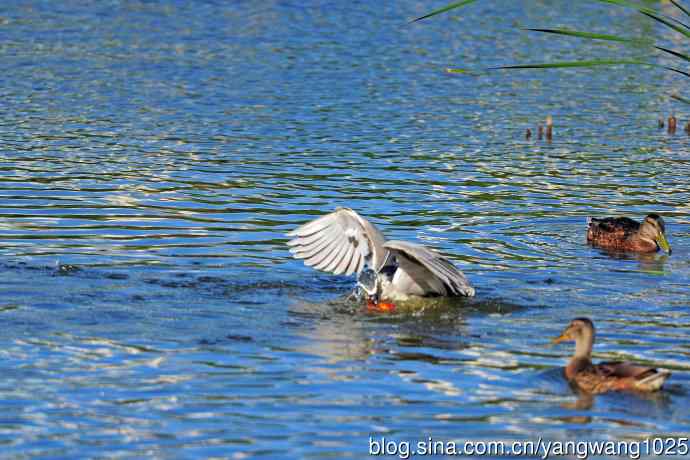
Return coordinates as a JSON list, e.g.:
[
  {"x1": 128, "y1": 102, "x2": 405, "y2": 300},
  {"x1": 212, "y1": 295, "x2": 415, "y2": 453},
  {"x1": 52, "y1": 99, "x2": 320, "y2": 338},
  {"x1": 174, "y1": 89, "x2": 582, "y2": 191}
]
[
  {"x1": 586, "y1": 214, "x2": 671, "y2": 254},
  {"x1": 552, "y1": 318, "x2": 671, "y2": 394},
  {"x1": 286, "y1": 208, "x2": 474, "y2": 307}
]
